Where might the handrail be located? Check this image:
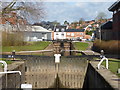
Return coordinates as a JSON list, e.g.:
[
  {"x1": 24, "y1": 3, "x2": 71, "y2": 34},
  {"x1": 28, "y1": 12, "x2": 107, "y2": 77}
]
[
  {"x1": 97, "y1": 56, "x2": 108, "y2": 69},
  {"x1": 0, "y1": 61, "x2": 7, "y2": 72},
  {"x1": 0, "y1": 60, "x2": 21, "y2": 75}
]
